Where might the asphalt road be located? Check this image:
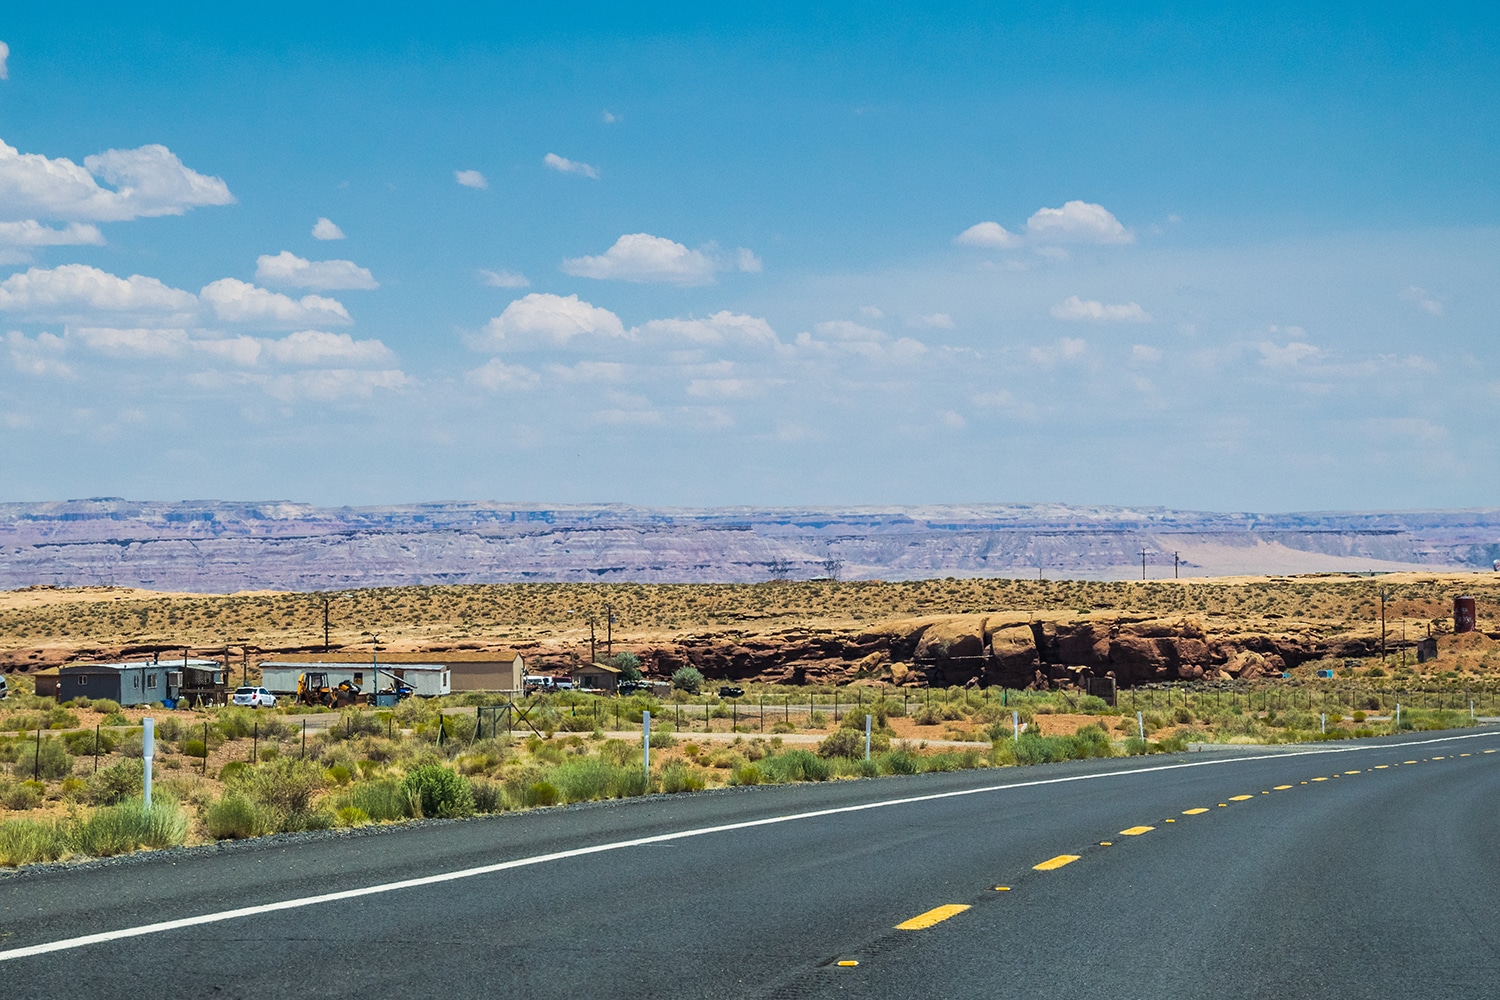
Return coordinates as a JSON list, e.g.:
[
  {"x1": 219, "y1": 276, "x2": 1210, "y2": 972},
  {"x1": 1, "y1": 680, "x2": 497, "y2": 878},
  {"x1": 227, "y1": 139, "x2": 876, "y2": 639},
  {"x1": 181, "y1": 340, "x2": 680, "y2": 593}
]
[{"x1": 3, "y1": 728, "x2": 1498, "y2": 999}]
